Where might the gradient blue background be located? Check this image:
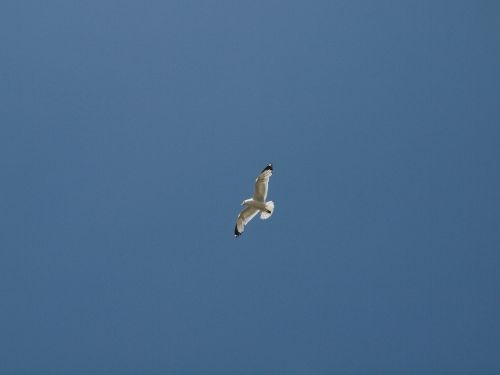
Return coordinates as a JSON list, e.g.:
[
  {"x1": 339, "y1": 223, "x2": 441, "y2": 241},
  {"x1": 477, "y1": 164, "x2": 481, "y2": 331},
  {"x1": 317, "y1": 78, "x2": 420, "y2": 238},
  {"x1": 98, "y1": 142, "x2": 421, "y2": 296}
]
[{"x1": 1, "y1": 1, "x2": 499, "y2": 374}]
